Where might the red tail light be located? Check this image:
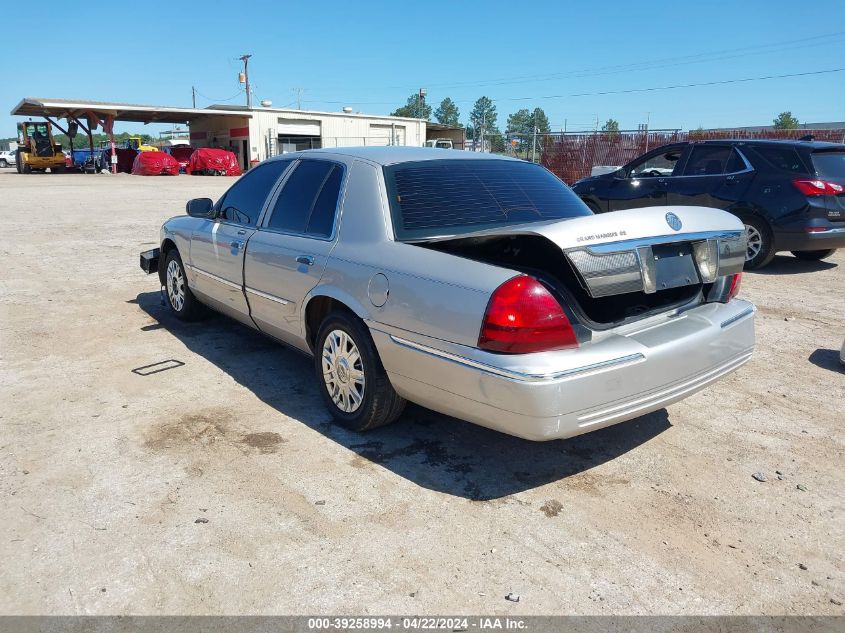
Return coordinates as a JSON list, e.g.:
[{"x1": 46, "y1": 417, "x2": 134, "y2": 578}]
[
  {"x1": 727, "y1": 273, "x2": 742, "y2": 301},
  {"x1": 792, "y1": 179, "x2": 844, "y2": 196},
  {"x1": 479, "y1": 275, "x2": 578, "y2": 353}
]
